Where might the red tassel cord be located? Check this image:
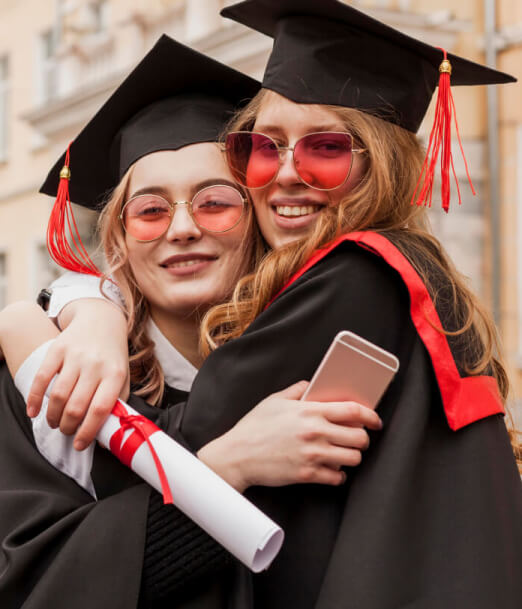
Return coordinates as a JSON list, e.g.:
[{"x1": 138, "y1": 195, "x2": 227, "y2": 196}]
[
  {"x1": 46, "y1": 143, "x2": 101, "y2": 276},
  {"x1": 411, "y1": 49, "x2": 475, "y2": 213},
  {"x1": 110, "y1": 401, "x2": 174, "y2": 505}
]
